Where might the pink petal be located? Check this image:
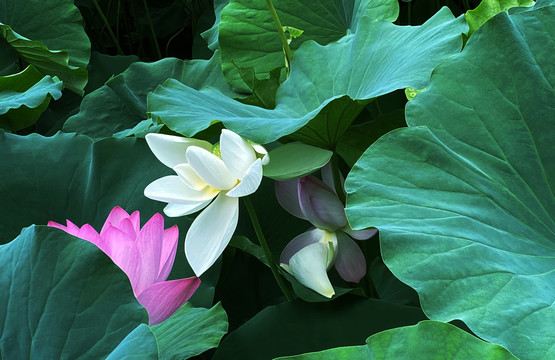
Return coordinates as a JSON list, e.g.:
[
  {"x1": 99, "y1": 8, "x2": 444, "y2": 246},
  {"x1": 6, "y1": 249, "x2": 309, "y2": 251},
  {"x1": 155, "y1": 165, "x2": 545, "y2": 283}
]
[
  {"x1": 48, "y1": 221, "x2": 103, "y2": 245},
  {"x1": 100, "y1": 206, "x2": 132, "y2": 236},
  {"x1": 298, "y1": 176, "x2": 347, "y2": 231},
  {"x1": 334, "y1": 232, "x2": 366, "y2": 283},
  {"x1": 129, "y1": 211, "x2": 141, "y2": 233},
  {"x1": 136, "y1": 277, "x2": 201, "y2": 325},
  {"x1": 133, "y1": 213, "x2": 165, "y2": 295},
  {"x1": 157, "y1": 225, "x2": 179, "y2": 282},
  {"x1": 102, "y1": 225, "x2": 140, "y2": 283},
  {"x1": 275, "y1": 179, "x2": 306, "y2": 220},
  {"x1": 280, "y1": 228, "x2": 324, "y2": 265}
]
